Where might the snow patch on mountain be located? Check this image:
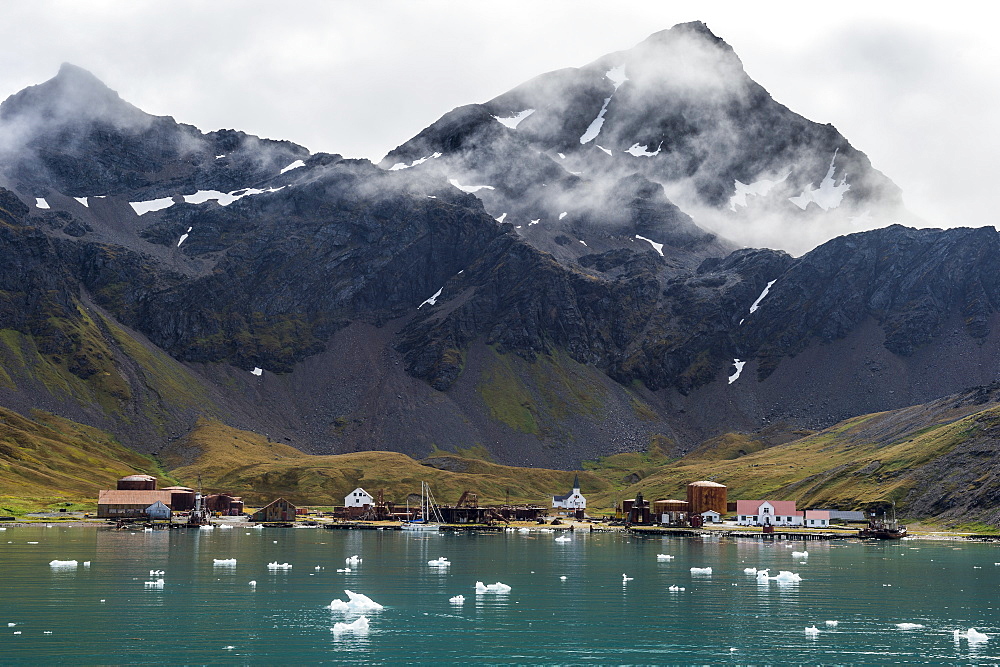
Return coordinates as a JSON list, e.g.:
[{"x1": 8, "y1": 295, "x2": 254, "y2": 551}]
[
  {"x1": 494, "y1": 109, "x2": 535, "y2": 129},
  {"x1": 728, "y1": 359, "x2": 746, "y2": 384},
  {"x1": 789, "y1": 151, "x2": 850, "y2": 211},
  {"x1": 729, "y1": 172, "x2": 789, "y2": 211},
  {"x1": 749, "y1": 280, "x2": 776, "y2": 314},
  {"x1": 177, "y1": 226, "x2": 192, "y2": 247},
  {"x1": 130, "y1": 197, "x2": 174, "y2": 215},
  {"x1": 389, "y1": 152, "x2": 442, "y2": 171},
  {"x1": 449, "y1": 179, "x2": 495, "y2": 194},
  {"x1": 626, "y1": 142, "x2": 662, "y2": 157},
  {"x1": 74, "y1": 197, "x2": 89, "y2": 207},
  {"x1": 279, "y1": 159, "x2": 305, "y2": 174},
  {"x1": 419, "y1": 286, "x2": 443, "y2": 309},
  {"x1": 596, "y1": 145, "x2": 612, "y2": 156},
  {"x1": 635, "y1": 235, "x2": 664, "y2": 256},
  {"x1": 35, "y1": 198, "x2": 50, "y2": 209},
  {"x1": 580, "y1": 97, "x2": 612, "y2": 144}
]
